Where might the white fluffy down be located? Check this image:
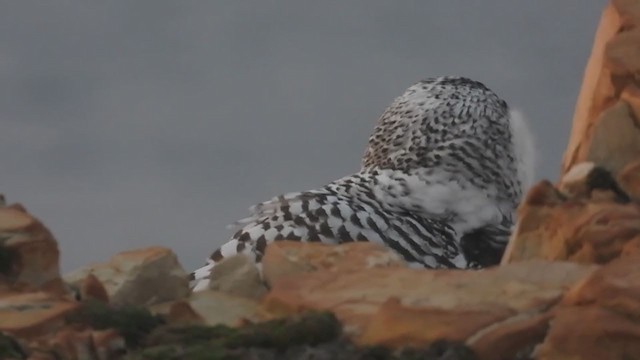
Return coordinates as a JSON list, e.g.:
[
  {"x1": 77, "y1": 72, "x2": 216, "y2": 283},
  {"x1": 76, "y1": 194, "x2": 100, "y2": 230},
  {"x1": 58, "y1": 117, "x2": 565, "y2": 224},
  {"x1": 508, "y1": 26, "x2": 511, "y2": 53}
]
[{"x1": 508, "y1": 109, "x2": 536, "y2": 194}]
